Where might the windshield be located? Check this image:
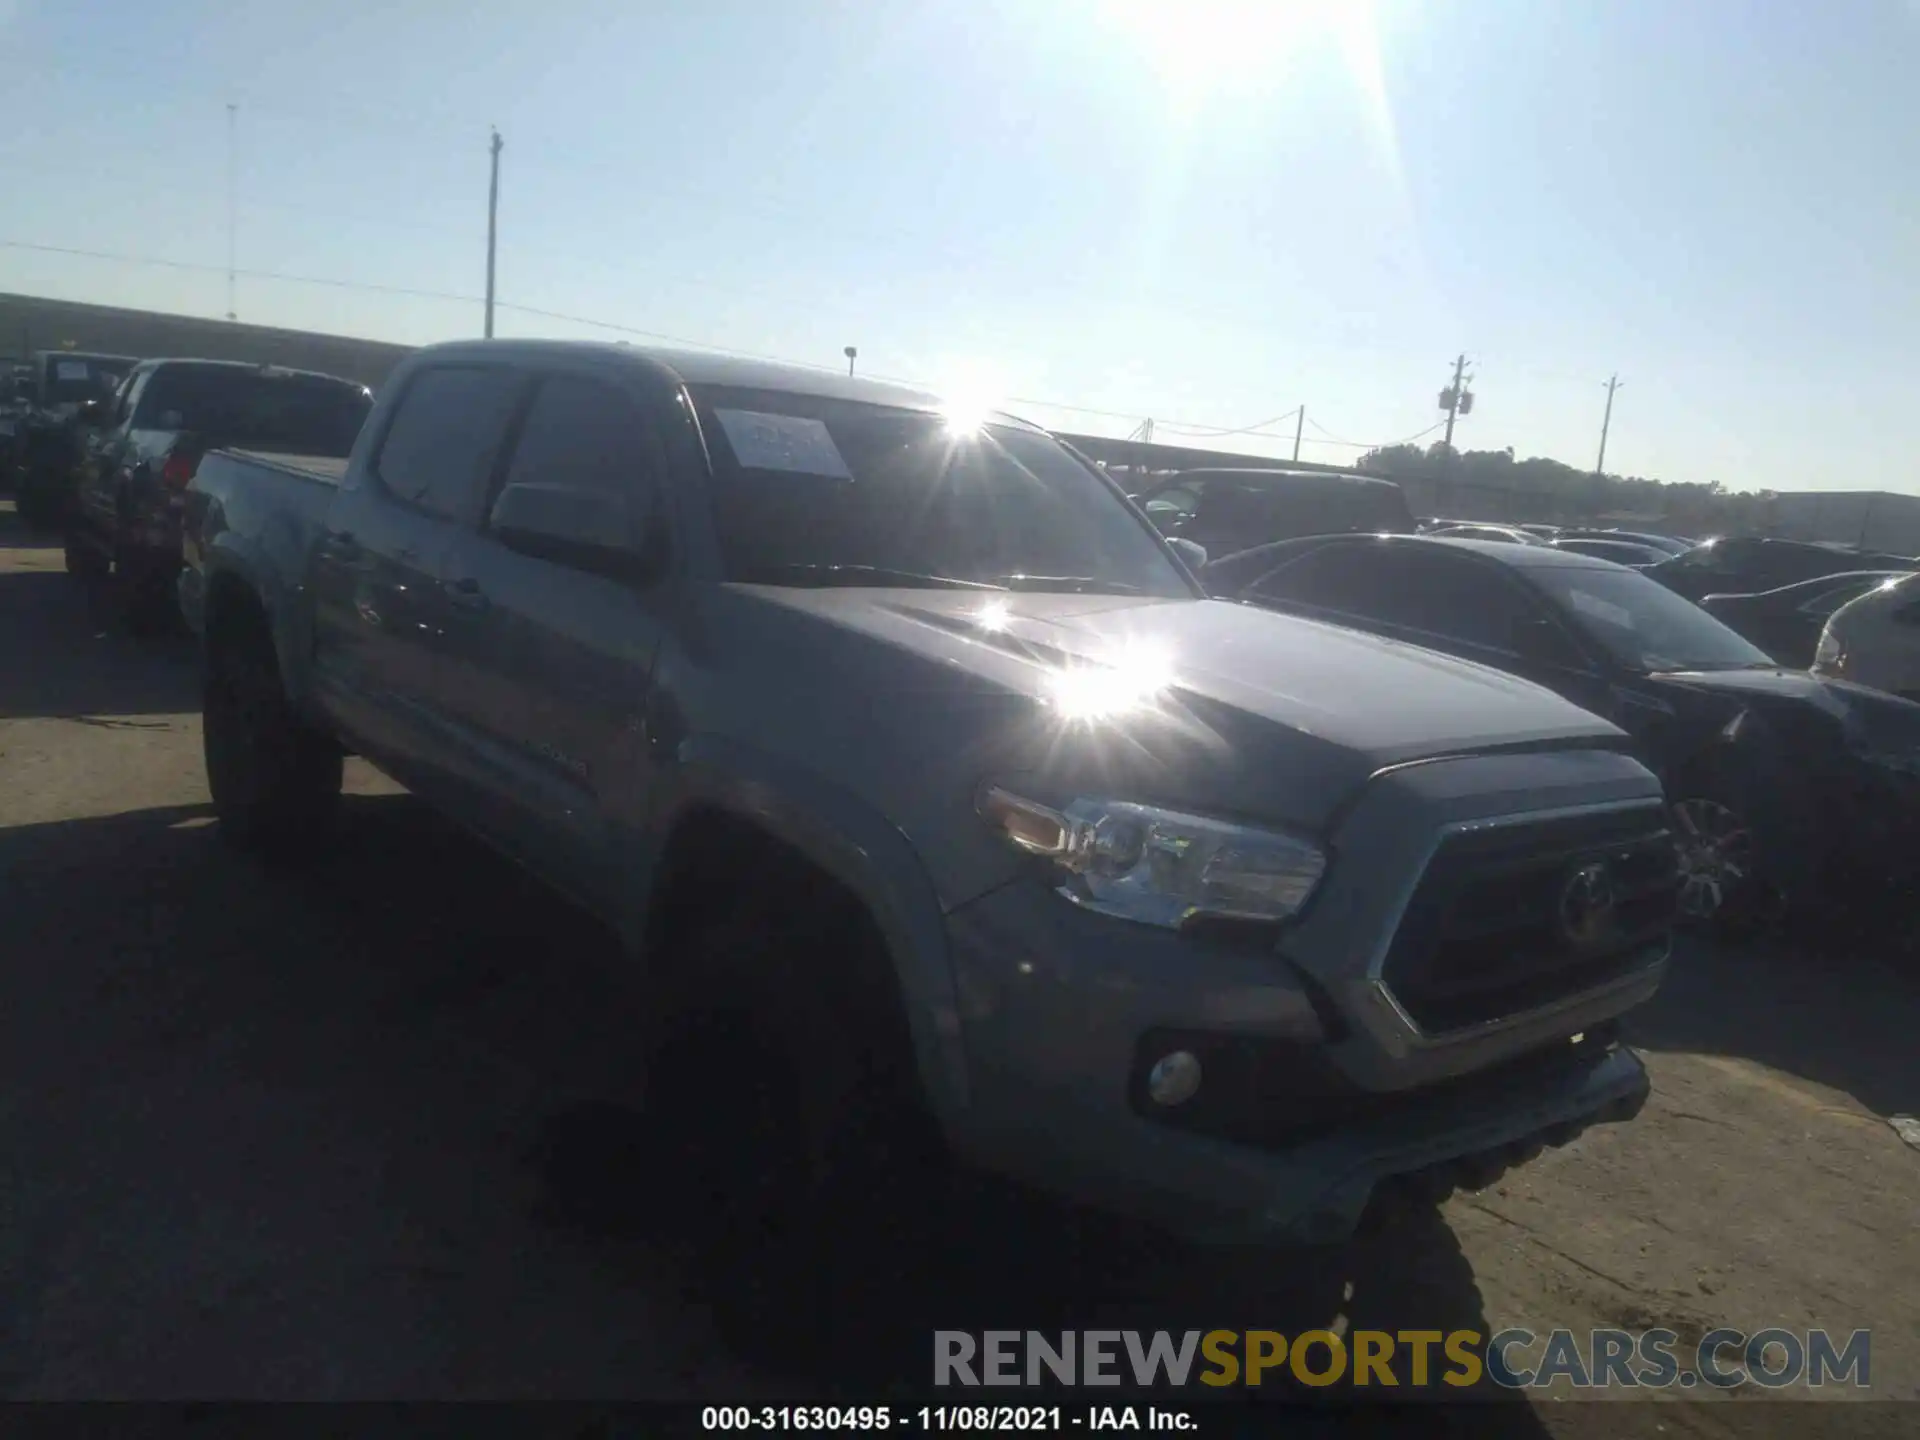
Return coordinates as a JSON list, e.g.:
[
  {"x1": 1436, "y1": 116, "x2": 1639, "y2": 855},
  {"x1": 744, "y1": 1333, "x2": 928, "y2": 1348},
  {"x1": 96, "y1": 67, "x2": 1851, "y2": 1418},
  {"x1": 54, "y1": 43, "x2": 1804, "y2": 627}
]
[
  {"x1": 134, "y1": 367, "x2": 373, "y2": 457},
  {"x1": 1528, "y1": 565, "x2": 1775, "y2": 672},
  {"x1": 691, "y1": 387, "x2": 1194, "y2": 597},
  {"x1": 41, "y1": 355, "x2": 131, "y2": 406}
]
